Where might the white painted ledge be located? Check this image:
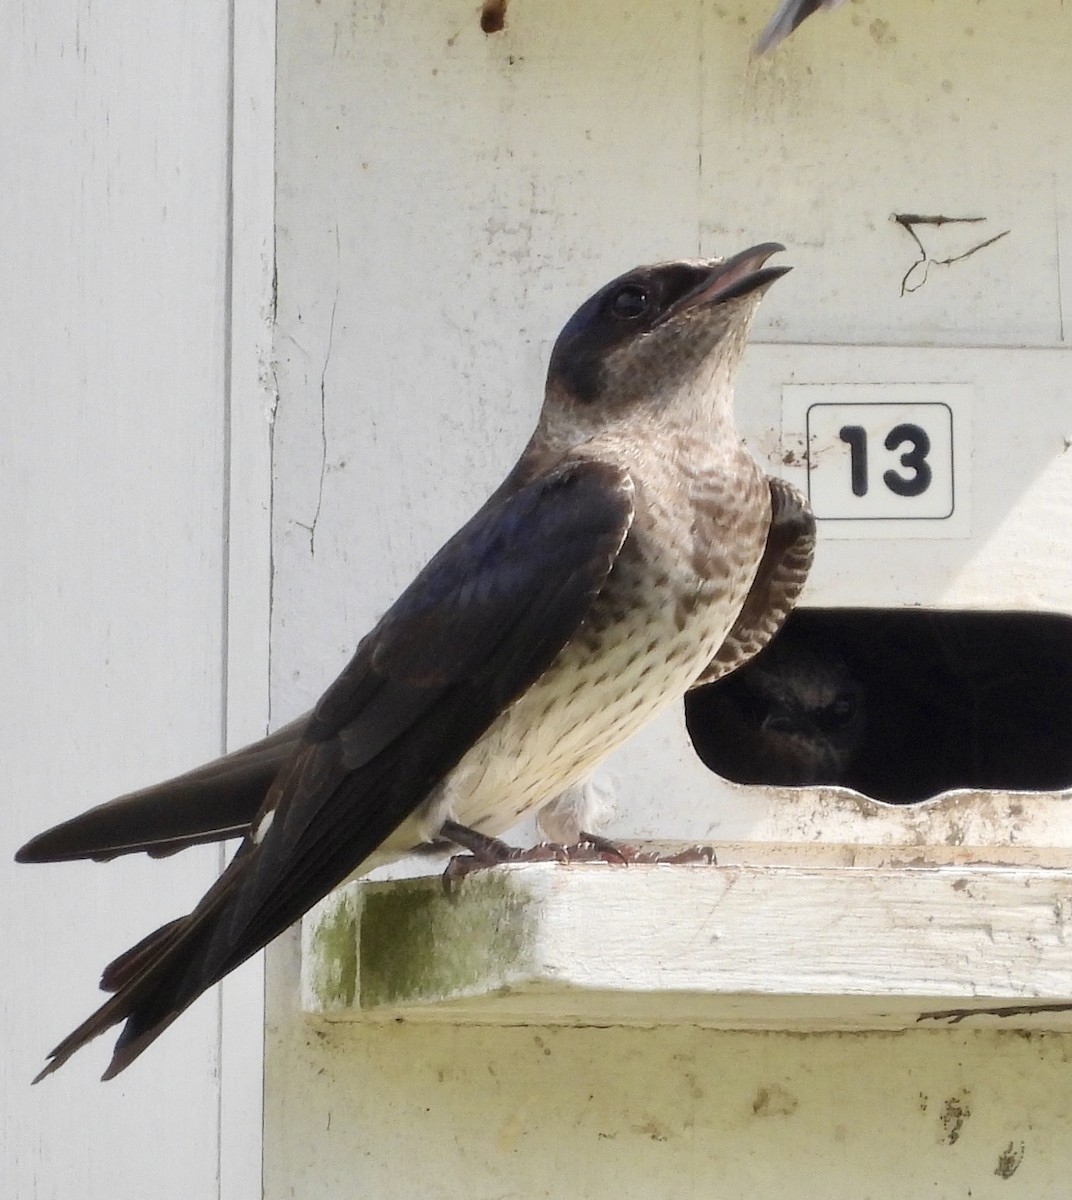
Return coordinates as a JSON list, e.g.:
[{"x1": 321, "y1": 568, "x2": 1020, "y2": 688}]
[{"x1": 301, "y1": 850, "x2": 1072, "y2": 1034}]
